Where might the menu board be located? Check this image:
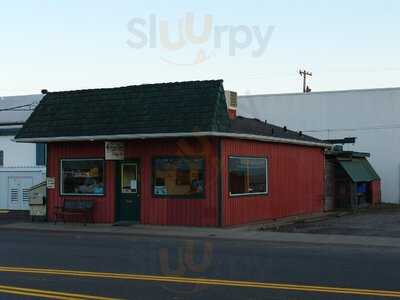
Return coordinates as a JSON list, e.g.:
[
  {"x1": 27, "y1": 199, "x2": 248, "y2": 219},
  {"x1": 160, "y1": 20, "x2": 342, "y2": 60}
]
[{"x1": 105, "y1": 142, "x2": 125, "y2": 160}]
